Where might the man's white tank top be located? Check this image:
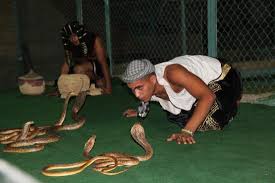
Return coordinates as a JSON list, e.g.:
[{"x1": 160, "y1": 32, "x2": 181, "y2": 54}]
[{"x1": 151, "y1": 55, "x2": 222, "y2": 114}]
